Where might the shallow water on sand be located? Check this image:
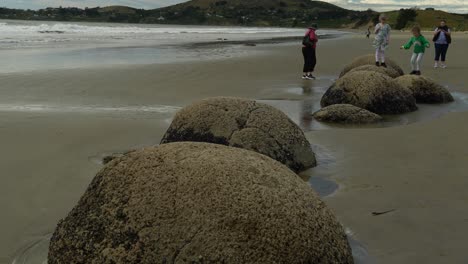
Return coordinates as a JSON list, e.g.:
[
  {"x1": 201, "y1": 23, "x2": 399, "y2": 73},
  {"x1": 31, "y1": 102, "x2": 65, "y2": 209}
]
[
  {"x1": 260, "y1": 78, "x2": 468, "y2": 132},
  {"x1": 11, "y1": 235, "x2": 49, "y2": 264}
]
